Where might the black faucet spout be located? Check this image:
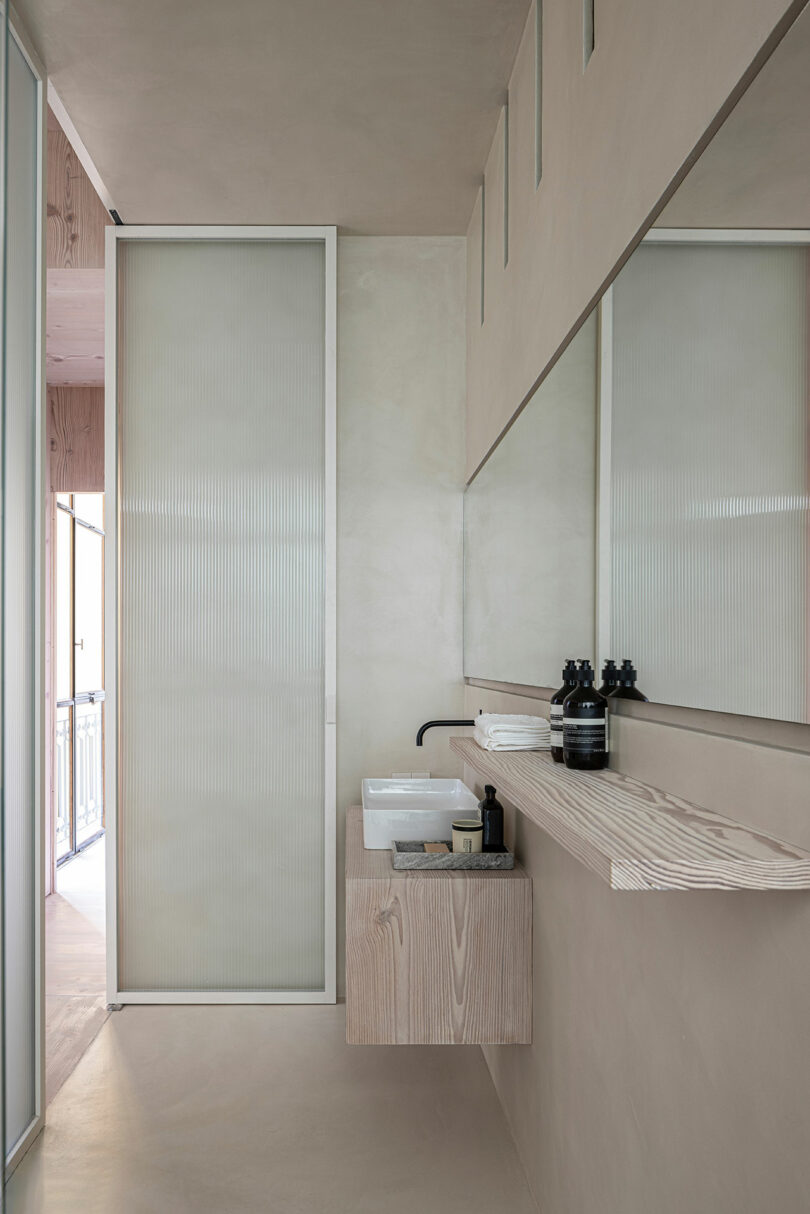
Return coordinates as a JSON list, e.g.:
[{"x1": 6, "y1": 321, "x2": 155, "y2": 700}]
[{"x1": 416, "y1": 719, "x2": 475, "y2": 746}]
